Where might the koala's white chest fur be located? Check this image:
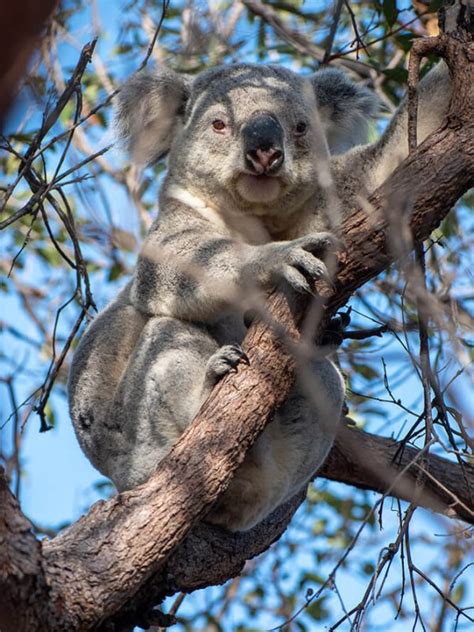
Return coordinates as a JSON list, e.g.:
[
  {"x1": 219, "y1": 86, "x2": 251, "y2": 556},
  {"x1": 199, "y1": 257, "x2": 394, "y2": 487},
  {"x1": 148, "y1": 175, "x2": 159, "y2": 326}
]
[{"x1": 165, "y1": 182, "x2": 273, "y2": 246}]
